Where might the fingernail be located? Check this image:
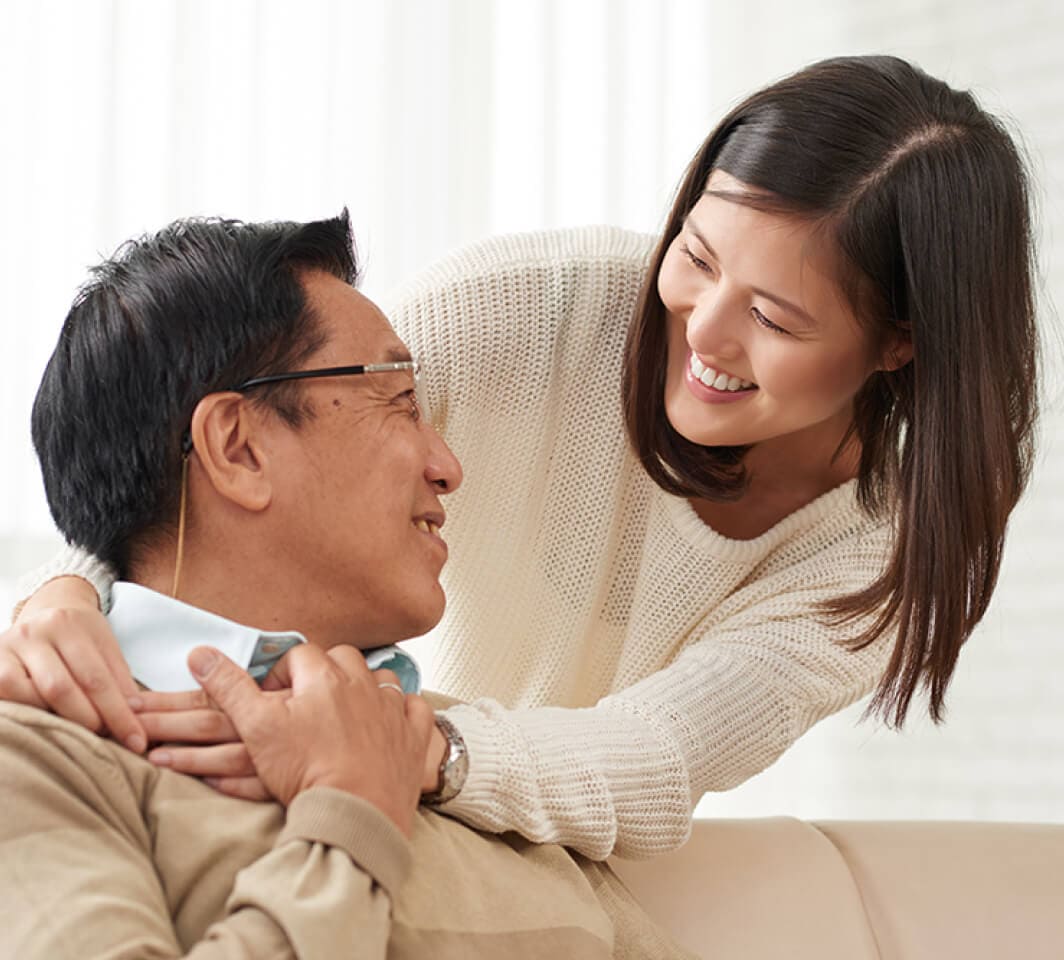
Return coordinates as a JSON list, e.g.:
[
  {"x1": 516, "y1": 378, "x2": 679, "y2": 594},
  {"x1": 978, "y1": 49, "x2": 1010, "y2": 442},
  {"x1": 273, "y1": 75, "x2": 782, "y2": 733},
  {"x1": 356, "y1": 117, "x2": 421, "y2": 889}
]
[
  {"x1": 149, "y1": 750, "x2": 172, "y2": 767},
  {"x1": 127, "y1": 696, "x2": 143, "y2": 711},
  {"x1": 188, "y1": 648, "x2": 219, "y2": 678},
  {"x1": 126, "y1": 733, "x2": 147, "y2": 753}
]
